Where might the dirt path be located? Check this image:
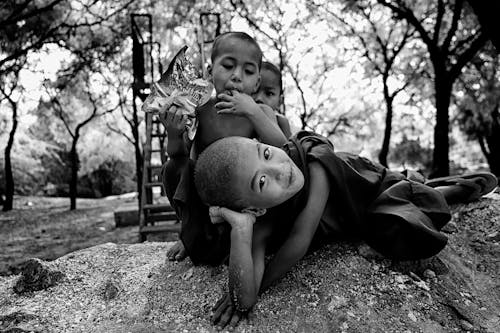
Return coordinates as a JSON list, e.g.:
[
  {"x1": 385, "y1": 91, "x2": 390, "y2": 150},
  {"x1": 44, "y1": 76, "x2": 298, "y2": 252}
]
[{"x1": 0, "y1": 195, "x2": 140, "y2": 275}]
